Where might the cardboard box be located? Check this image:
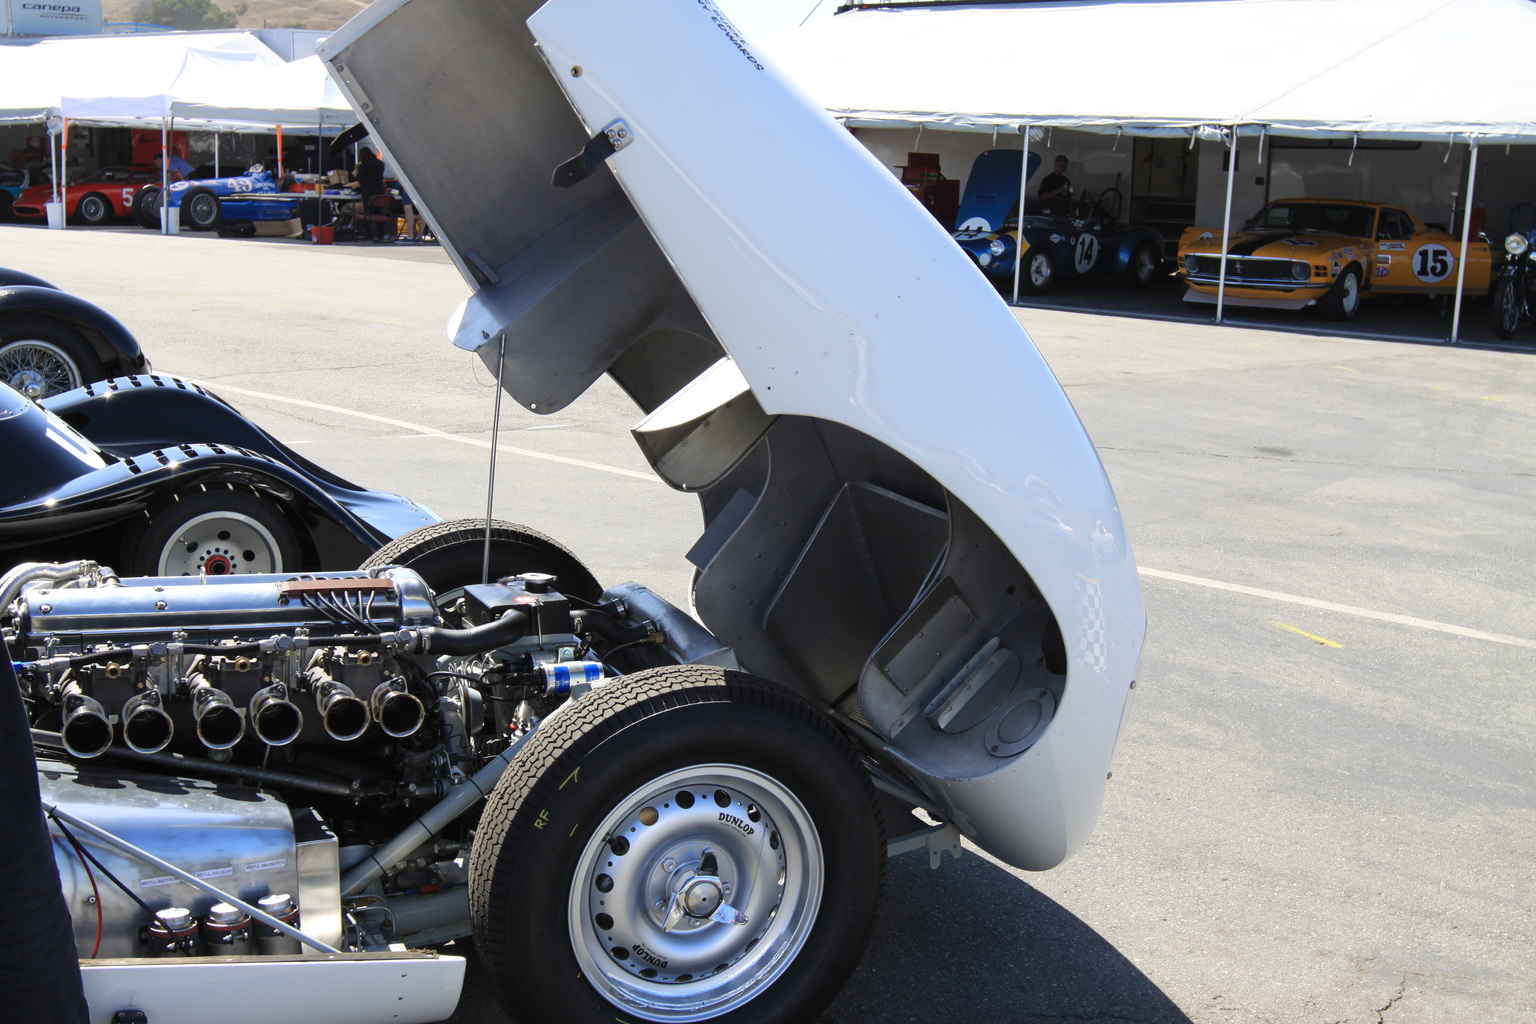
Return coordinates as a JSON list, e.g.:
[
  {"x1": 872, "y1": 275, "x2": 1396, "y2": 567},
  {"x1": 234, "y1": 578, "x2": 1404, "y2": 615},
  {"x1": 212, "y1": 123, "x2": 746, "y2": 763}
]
[{"x1": 254, "y1": 217, "x2": 304, "y2": 238}]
